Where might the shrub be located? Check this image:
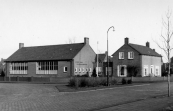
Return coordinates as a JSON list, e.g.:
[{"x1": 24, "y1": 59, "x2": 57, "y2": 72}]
[
  {"x1": 99, "y1": 78, "x2": 107, "y2": 86},
  {"x1": 110, "y1": 78, "x2": 117, "y2": 85},
  {"x1": 79, "y1": 78, "x2": 88, "y2": 87},
  {"x1": 127, "y1": 79, "x2": 132, "y2": 84},
  {"x1": 68, "y1": 78, "x2": 76, "y2": 87},
  {"x1": 121, "y1": 78, "x2": 127, "y2": 84},
  {"x1": 88, "y1": 78, "x2": 99, "y2": 87}
]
